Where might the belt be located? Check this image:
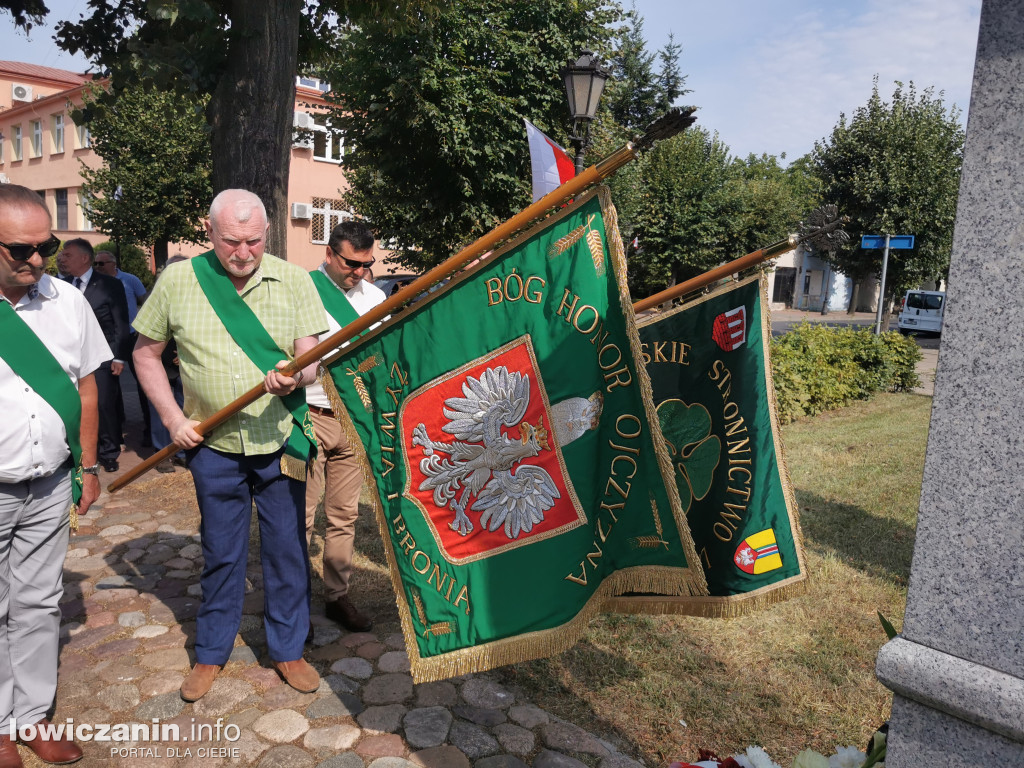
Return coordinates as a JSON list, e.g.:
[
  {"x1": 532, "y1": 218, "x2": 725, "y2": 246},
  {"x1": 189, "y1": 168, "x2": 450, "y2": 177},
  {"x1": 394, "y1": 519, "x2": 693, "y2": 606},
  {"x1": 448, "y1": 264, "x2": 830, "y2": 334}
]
[{"x1": 308, "y1": 404, "x2": 334, "y2": 416}]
